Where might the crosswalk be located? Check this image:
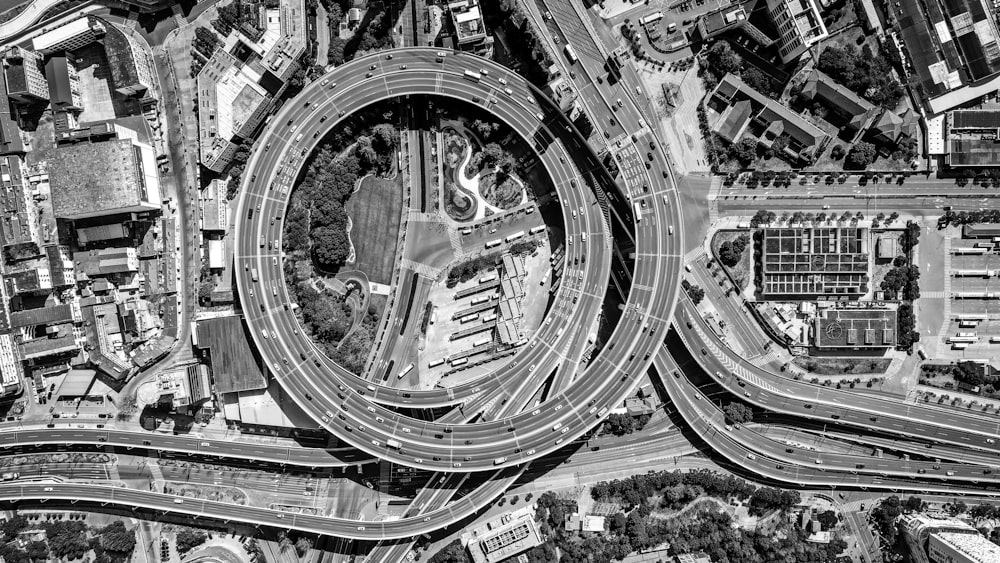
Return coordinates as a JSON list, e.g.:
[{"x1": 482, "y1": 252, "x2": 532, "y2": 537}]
[{"x1": 680, "y1": 309, "x2": 779, "y2": 392}]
